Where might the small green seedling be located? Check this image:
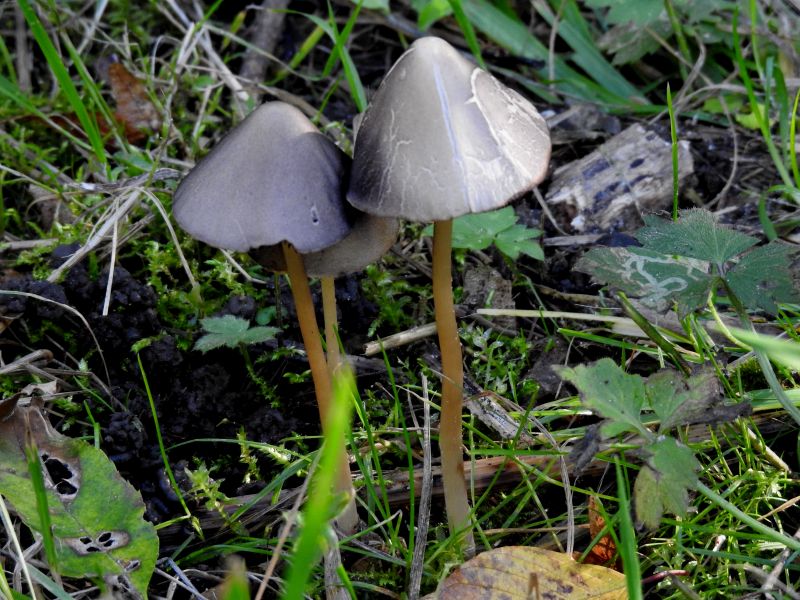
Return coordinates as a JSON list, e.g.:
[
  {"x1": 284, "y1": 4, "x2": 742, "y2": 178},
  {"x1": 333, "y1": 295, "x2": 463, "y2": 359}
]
[
  {"x1": 194, "y1": 315, "x2": 279, "y2": 353},
  {"x1": 557, "y1": 358, "x2": 750, "y2": 528},
  {"x1": 424, "y1": 206, "x2": 544, "y2": 261}
]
